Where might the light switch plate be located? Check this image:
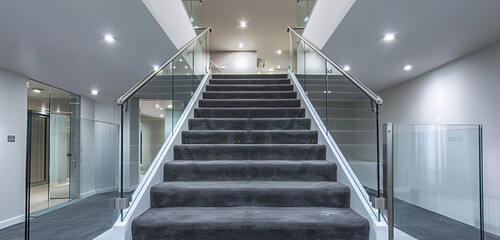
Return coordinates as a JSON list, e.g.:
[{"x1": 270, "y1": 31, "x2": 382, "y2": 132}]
[{"x1": 7, "y1": 135, "x2": 15, "y2": 142}]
